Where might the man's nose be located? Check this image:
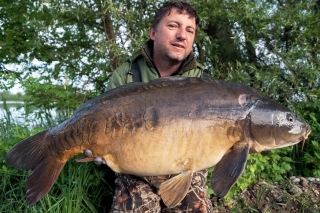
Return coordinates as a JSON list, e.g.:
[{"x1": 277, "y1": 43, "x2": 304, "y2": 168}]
[{"x1": 176, "y1": 28, "x2": 187, "y2": 40}]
